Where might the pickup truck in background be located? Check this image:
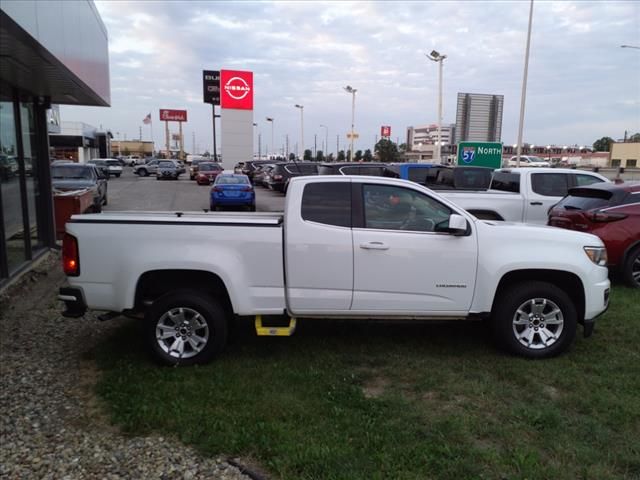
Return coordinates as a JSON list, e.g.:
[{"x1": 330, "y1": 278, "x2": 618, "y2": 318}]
[
  {"x1": 439, "y1": 168, "x2": 609, "y2": 223},
  {"x1": 59, "y1": 175, "x2": 610, "y2": 365}
]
